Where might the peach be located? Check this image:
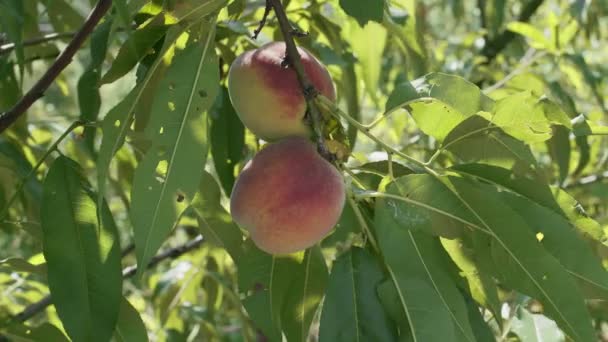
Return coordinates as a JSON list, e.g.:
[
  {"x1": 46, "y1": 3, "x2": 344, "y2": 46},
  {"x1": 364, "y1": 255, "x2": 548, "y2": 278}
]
[
  {"x1": 230, "y1": 137, "x2": 345, "y2": 254},
  {"x1": 227, "y1": 42, "x2": 336, "y2": 141}
]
